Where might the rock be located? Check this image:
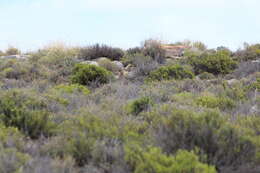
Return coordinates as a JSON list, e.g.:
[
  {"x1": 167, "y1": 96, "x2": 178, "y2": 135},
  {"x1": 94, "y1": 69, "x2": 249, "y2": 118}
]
[
  {"x1": 195, "y1": 76, "x2": 200, "y2": 80},
  {"x1": 80, "y1": 61, "x2": 99, "y2": 66},
  {"x1": 252, "y1": 60, "x2": 260, "y2": 63},
  {"x1": 250, "y1": 105, "x2": 259, "y2": 114},
  {"x1": 125, "y1": 64, "x2": 134, "y2": 71},
  {"x1": 0, "y1": 55, "x2": 27, "y2": 59},
  {"x1": 112, "y1": 61, "x2": 124, "y2": 70},
  {"x1": 124, "y1": 71, "x2": 135, "y2": 78},
  {"x1": 227, "y1": 79, "x2": 238, "y2": 85},
  {"x1": 96, "y1": 57, "x2": 110, "y2": 62}
]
